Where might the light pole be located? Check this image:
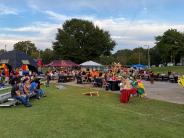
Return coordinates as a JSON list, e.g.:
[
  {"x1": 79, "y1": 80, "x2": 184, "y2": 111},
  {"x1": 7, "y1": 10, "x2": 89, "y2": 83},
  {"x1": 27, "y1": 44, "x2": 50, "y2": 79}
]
[
  {"x1": 4, "y1": 44, "x2": 6, "y2": 51},
  {"x1": 26, "y1": 44, "x2": 28, "y2": 54},
  {"x1": 144, "y1": 45, "x2": 150, "y2": 68},
  {"x1": 138, "y1": 46, "x2": 141, "y2": 64}
]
